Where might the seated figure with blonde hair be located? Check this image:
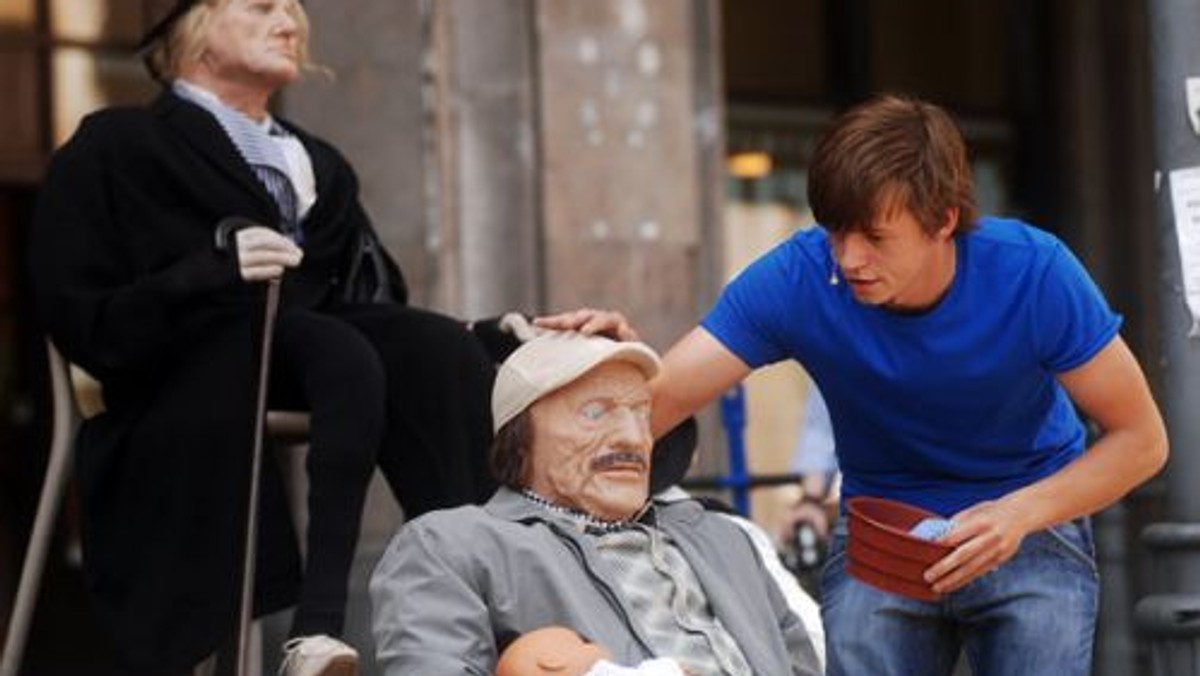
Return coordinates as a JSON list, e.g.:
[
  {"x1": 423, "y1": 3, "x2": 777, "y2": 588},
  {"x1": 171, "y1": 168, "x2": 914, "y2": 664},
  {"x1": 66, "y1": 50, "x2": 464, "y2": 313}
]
[{"x1": 29, "y1": 2, "x2": 497, "y2": 674}]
